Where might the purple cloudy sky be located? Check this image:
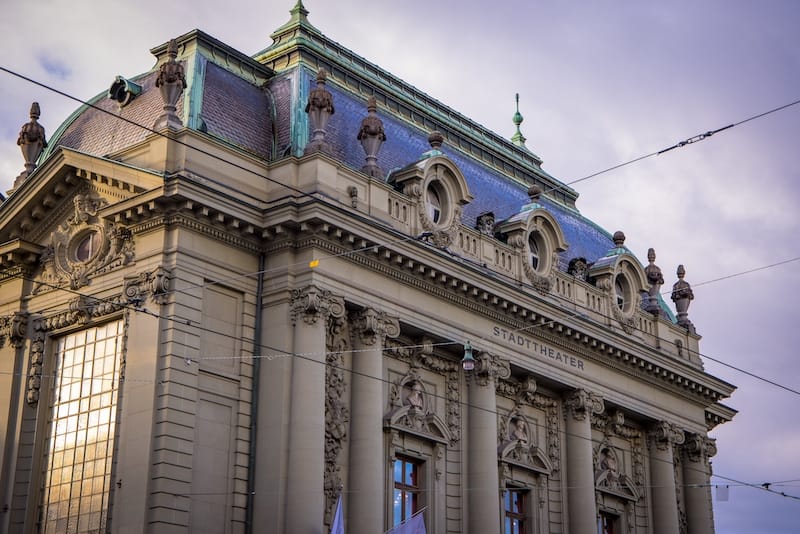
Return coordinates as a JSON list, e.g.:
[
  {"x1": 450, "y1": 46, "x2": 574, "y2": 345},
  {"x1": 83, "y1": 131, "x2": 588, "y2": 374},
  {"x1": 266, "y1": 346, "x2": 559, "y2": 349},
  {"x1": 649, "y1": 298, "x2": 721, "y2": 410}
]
[{"x1": 1, "y1": 1, "x2": 798, "y2": 531}]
